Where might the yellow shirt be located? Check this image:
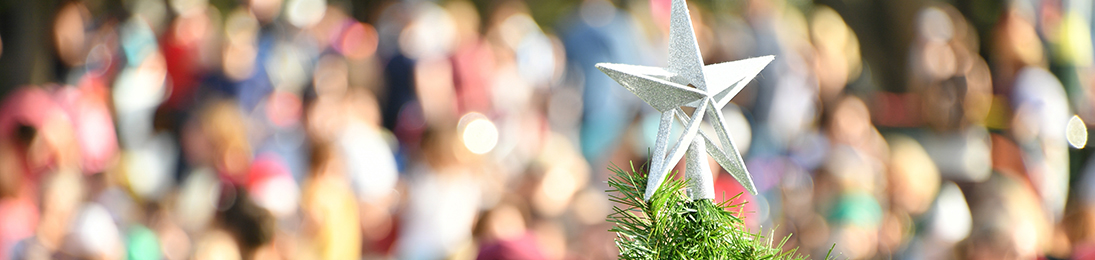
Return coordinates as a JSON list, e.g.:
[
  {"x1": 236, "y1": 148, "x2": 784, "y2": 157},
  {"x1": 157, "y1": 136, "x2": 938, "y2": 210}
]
[{"x1": 303, "y1": 175, "x2": 361, "y2": 260}]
